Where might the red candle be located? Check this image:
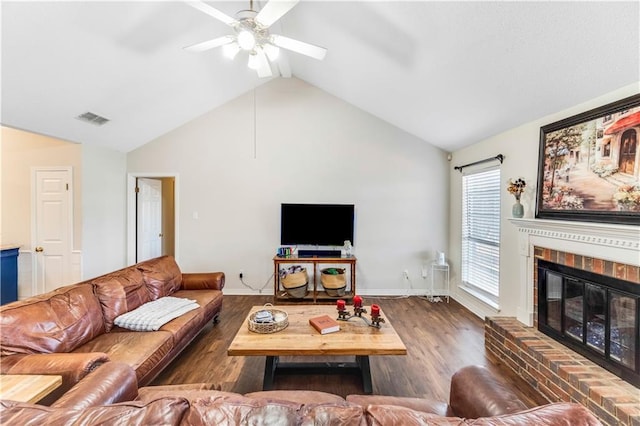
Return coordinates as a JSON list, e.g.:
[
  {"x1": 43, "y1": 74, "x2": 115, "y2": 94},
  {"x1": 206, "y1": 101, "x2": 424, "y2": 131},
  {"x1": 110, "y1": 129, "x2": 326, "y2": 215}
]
[
  {"x1": 371, "y1": 304, "x2": 380, "y2": 317},
  {"x1": 337, "y1": 299, "x2": 346, "y2": 311},
  {"x1": 353, "y1": 295, "x2": 363, "y2": 308}
]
